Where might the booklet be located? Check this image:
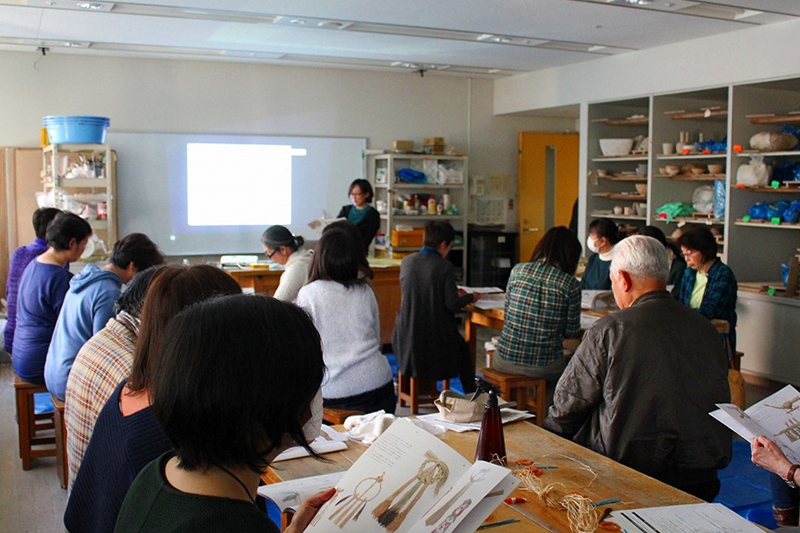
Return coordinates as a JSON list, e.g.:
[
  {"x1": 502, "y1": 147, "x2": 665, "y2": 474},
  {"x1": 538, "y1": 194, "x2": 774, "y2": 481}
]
[
  {"x1": 710, "y1": 384, "x2": 800, "y2": 464},
  {"x1": 261, "y1": 419, "x2": 519, "y2": 533}
]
